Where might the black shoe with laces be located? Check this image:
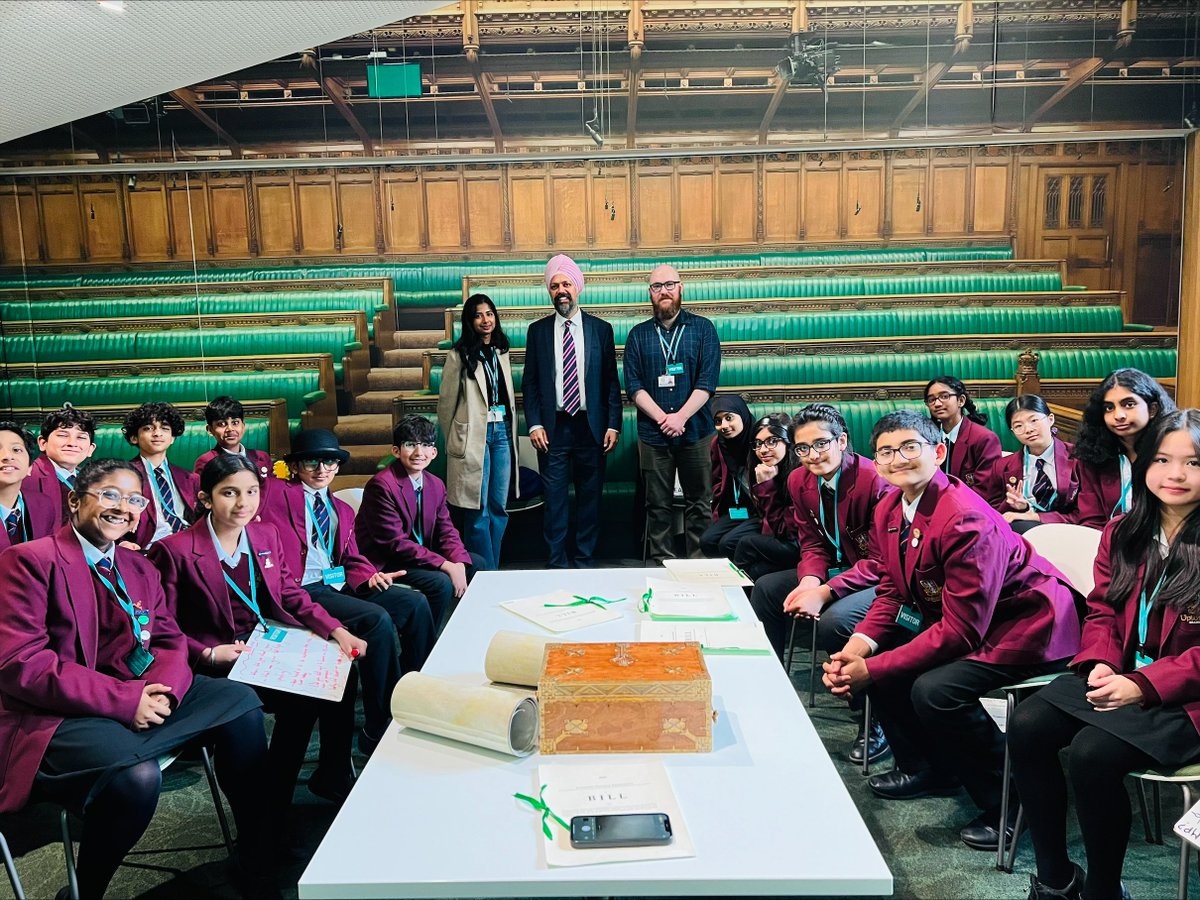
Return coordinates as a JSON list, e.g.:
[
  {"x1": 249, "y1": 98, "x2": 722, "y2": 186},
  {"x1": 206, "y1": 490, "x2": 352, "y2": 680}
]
[
  {"x1": 1027, "y1": 862, "x2": 1084, "y2": 900},
  {"x1": 847, "y1": 719, "x2": 891, "y2": 765}
]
